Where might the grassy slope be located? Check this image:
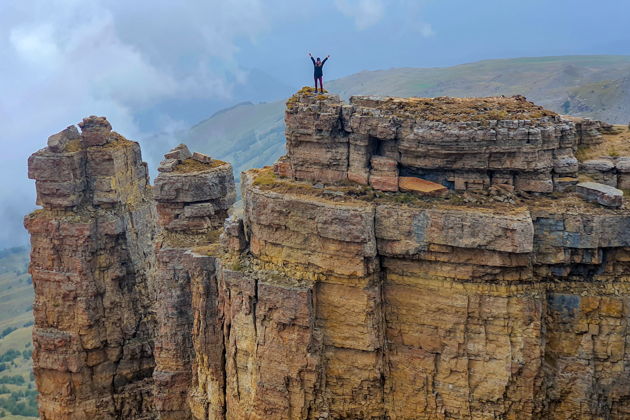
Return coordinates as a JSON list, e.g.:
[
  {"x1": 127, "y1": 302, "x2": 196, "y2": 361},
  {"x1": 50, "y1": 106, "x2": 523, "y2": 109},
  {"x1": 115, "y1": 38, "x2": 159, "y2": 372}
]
[
  {"x1": 183, "y1": 101, "x2": 286, "y2": 182},
  {"x1": 0, "y1": 249, "x2": 32, "y2": 330},
  {"x1": 0, "y1": 248, "x2": 36, "y2": 419},
  {"x1": 327, "y1": 55, "x2": 630, "y2": 122},
  {"x1": 183, "y1": 56, "x2": 630, "y2": 182}
]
